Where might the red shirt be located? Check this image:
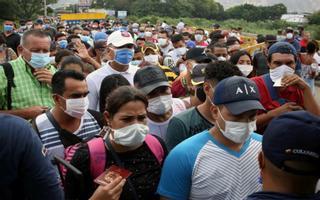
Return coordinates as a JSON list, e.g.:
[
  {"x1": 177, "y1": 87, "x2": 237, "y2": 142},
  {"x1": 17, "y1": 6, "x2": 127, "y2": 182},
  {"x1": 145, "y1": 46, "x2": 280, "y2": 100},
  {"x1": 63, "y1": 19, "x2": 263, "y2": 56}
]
[{"x1": 251, "y1": 75, "x2": 304, "y2": 112}]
